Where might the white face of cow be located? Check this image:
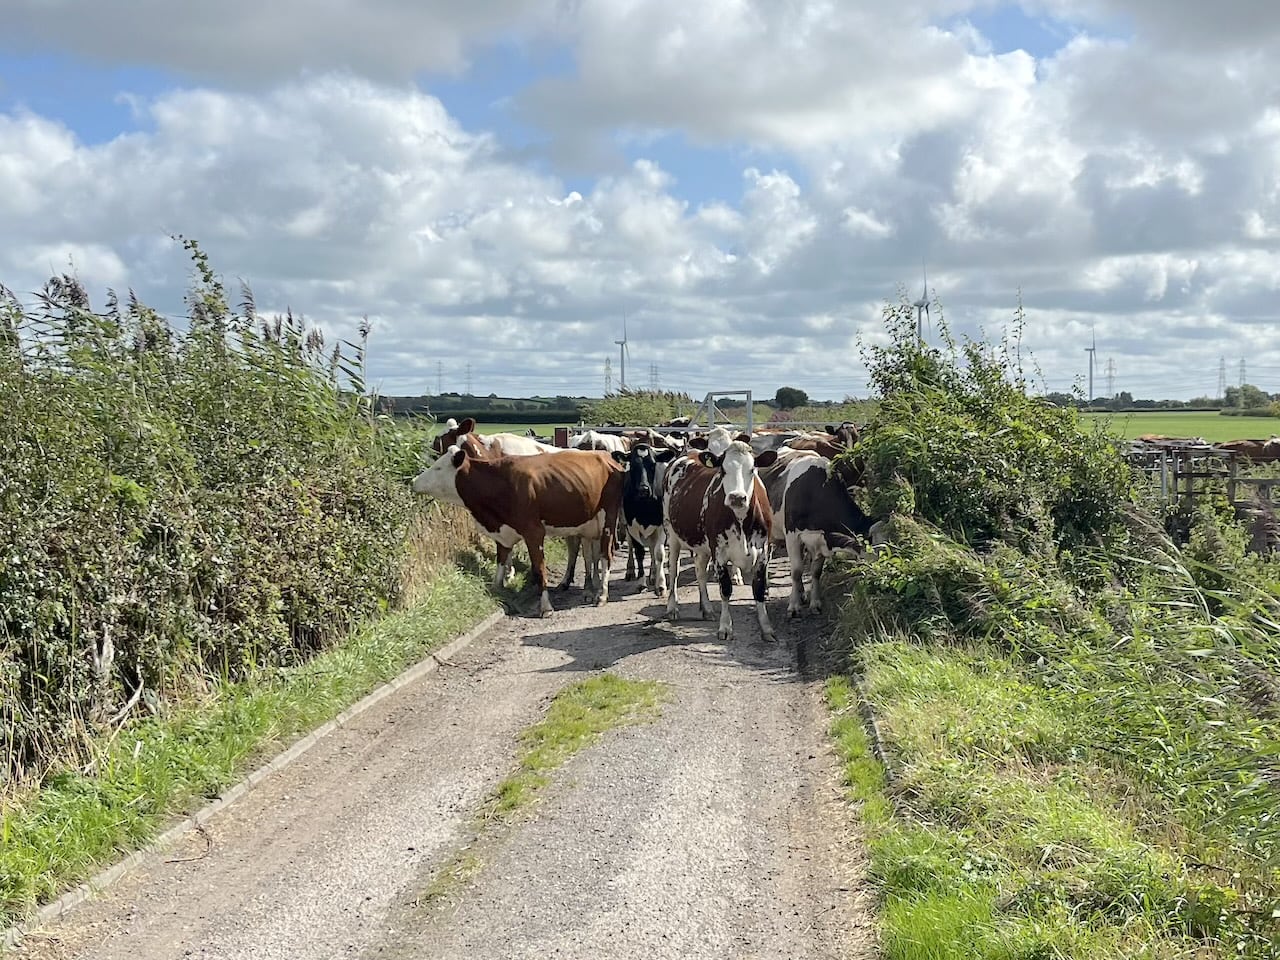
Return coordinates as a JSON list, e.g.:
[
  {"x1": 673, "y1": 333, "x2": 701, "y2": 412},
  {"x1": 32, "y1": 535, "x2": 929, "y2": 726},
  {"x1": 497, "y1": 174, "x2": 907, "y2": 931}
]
[
  {"x1": 700, "y1": 441, "x2": 777, "y2": 519},
  {"x1": 411, "y1": 445, "x2": 466, "y2": 503}
]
